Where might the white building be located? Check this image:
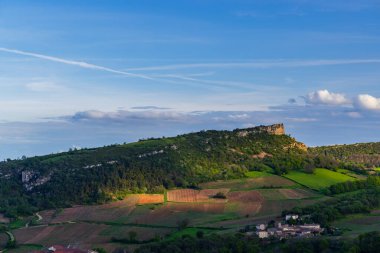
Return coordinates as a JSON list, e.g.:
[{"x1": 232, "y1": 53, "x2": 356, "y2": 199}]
[
  {"x1": 285, "y1": 214, "x2": 299, "y2": 221},
  {"x1": 256, "y1": 224, "x2": 266, "y2": 231},
  {"x1": 256, "y1": 231, "x2": 269, "y2": 238}
]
